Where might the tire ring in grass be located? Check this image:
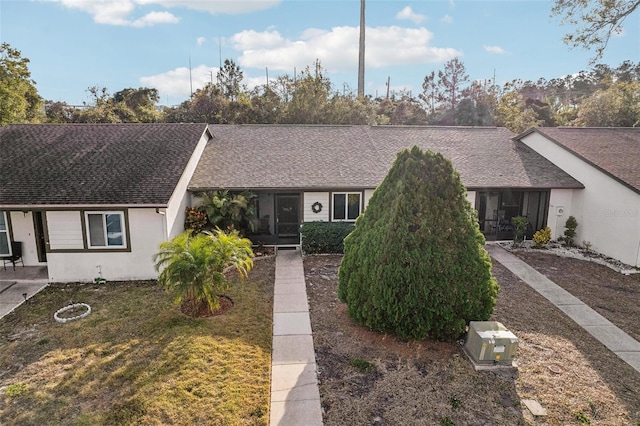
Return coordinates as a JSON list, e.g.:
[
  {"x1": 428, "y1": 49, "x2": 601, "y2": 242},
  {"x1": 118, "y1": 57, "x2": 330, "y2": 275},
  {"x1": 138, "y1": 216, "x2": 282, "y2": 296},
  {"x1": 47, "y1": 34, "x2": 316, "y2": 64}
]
[{"x1": 54, "y1": 303, "x2": 91, "y2": 323}]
